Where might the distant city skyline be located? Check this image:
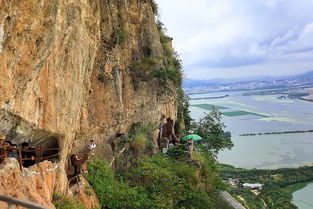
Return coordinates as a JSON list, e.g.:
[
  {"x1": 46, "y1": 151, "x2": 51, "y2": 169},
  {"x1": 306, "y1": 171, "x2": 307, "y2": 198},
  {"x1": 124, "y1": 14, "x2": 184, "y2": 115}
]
[{"x1": 156, "y1": 0, "x2": 313, "y2": 80}]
